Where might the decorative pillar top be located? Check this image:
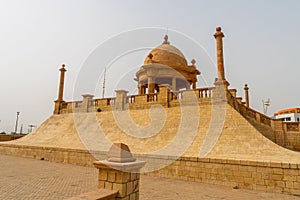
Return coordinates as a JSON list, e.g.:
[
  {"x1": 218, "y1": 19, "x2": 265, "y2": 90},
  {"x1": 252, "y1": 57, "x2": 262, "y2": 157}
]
[
  {"x1": 93, "y1": 143, "x2": 146, "y2": 172},
  {"x1": 214, "y1": 27, "x2": 224, "y2": 38},
  {"x1": 244, "y1": 84, "x2": 249, "y2": 90},
  {"x1": 191, "y1": 59, "x2": 196, "y2": 66},
  {"x1": 60, "y1": 64, "x2": 67, "y2": 72},
  {"x1": 107, "y1": 143, "x2": 136, "y2": 163}
]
